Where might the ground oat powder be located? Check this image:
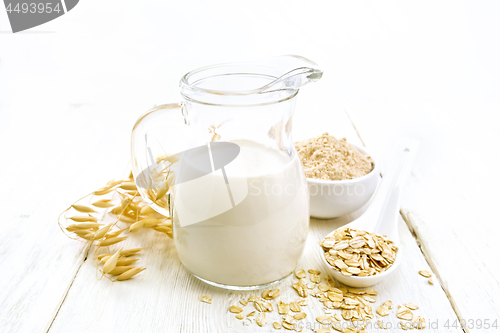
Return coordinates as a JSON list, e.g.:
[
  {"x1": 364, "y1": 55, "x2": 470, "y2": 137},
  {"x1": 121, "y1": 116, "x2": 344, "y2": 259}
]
[{"x1": 295, "y1": 133, "x2": 373, "y2": 181}]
